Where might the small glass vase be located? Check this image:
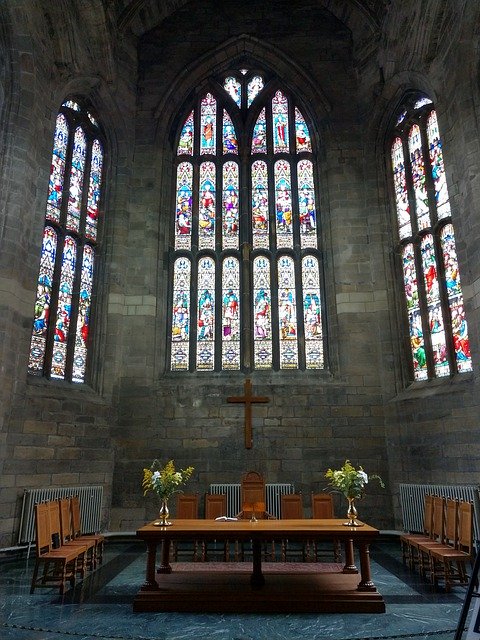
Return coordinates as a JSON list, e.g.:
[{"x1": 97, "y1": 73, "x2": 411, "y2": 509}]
[
  {"x1": 158, "y1": 498, "x2": 172, "y2": 526},
  {"x1": 343, "y1": 496, "x2": 363, "y2": 527}
]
